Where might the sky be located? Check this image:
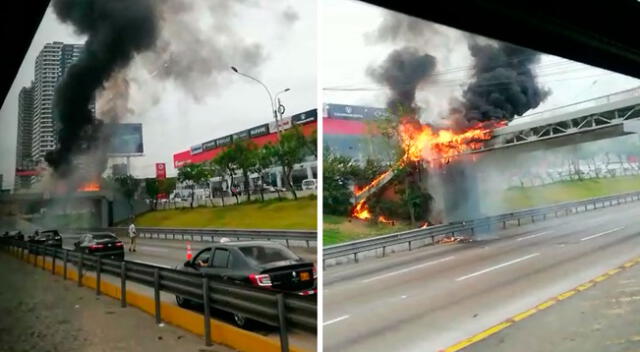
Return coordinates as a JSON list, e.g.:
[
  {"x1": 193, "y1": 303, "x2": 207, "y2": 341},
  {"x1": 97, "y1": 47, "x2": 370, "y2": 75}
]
[
  {"x1": 0, "y1": 0, "x2": 316, "y2": 190},
  {"x1": 322, "y1": 0, "x2": 640, "y2": 123}
]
